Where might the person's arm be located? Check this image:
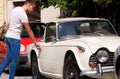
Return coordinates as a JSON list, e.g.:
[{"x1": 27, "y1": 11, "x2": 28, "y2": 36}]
[
  {"x1": 0, "y1": 27, "x2": 4, "y2": 36},
  {"x1": 0, "y1": 22, "x2": 6, "y2": 36},
  {"x1": 23, "y1": 22, "x2": 40, "y2": 49}
]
